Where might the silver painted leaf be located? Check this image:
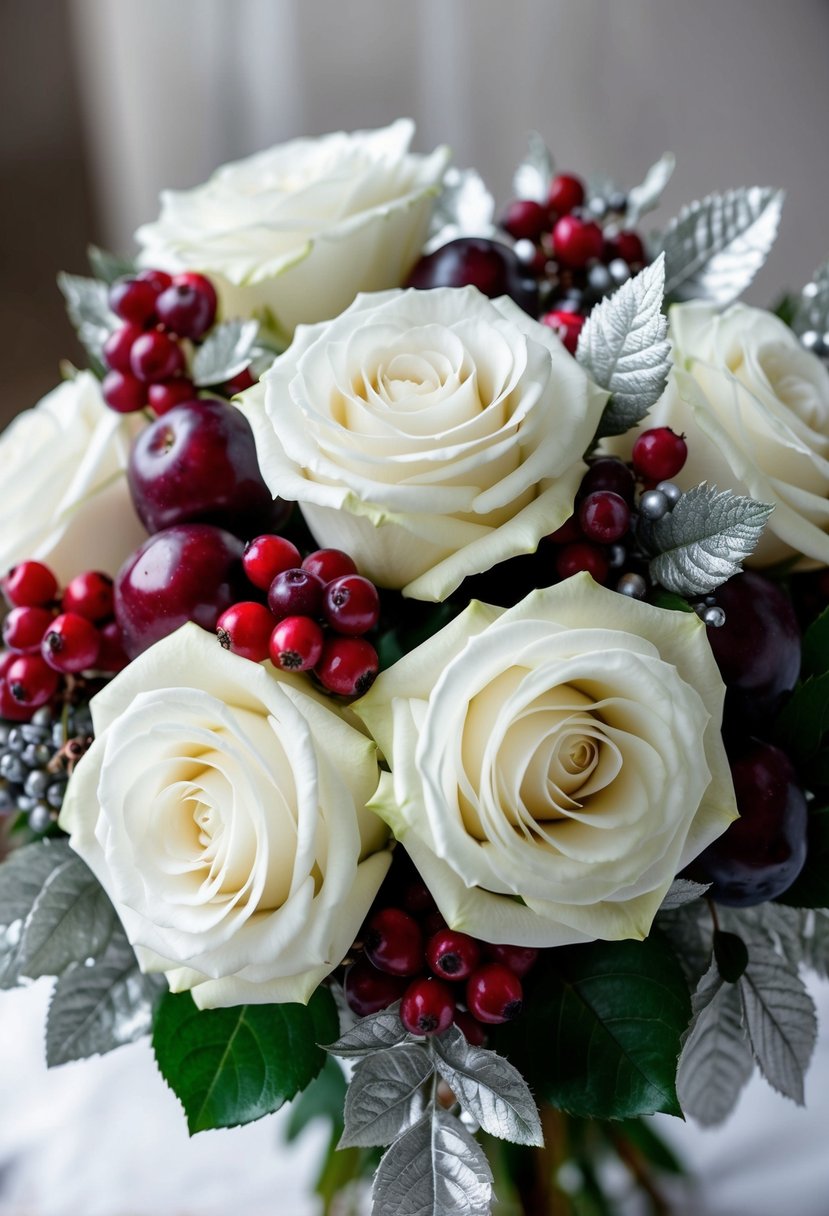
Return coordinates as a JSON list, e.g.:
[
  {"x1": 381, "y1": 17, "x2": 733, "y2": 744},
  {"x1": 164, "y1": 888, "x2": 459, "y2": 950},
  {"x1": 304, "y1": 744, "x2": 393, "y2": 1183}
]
[
  {"x1": 372, "y1": 1108, "x2": 493, "y2": 1216},
  {"x1": 192, "y1": 319, "x2": 259, "y2": 387},
  {"x1": 19, "y1": 850, "x2": 117, "y2": 979},
  {"x1": 676, "y1": 961, "x2": 754, "y2": 1126},
  {"x1": 87, "y1": 244, "x2": 136, "y2": 285},
  {"x1": 577, "y1": 255, "x2": 671, "y2": 438},
  {"x1": 626, "y1": 153, "x2": 676, "y2": 225},
  {"x1": 792, "y1": 262, "x2": 829, "y2": 337},
  {"x1": 57, "y1": 272, "x2": 117, "y2": 365},
  {"x1": 738, "y1": 938, "x2": 817, "y2": 1103},
  {"x1": 660, "y1": 187, "x2": 784, "y2": 306},
  {"x1": 0, "y1": 840, "x2": 75, "y2": 988},
  {"x1": 324, "y1": 1002, "x2": 407, "y2": 1058},
  {"x1": 803, "y1": 908, "x2": 829, "y2": 978},
  {"x1": 340, "y1": 1041, "x2": 433, "y2": 1149},
  {"x1": 655, "y1": 902, "x2": 712, "y2": 987},
  {"x1": 431, "y1": 1025, "x2": 542, "y2": 1147},
  {"x1": 722, "y1": 904, "x2": 806, "y2": 971},
  {"x1": 512, "y1": 132, "x2": 554, "y2": 204},
  {"x1": 646, "y1": 483, "x2": 774, "y2": 596},
  {"x1": 660, "y1": 879, "x2": 710, "y2": 911},
  {"x1": 45, "y1": 921, "x2": 166, "y2": 1066},
  {"x1": 427, "y1": 167, "x2": 496, "y2": 252}
]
